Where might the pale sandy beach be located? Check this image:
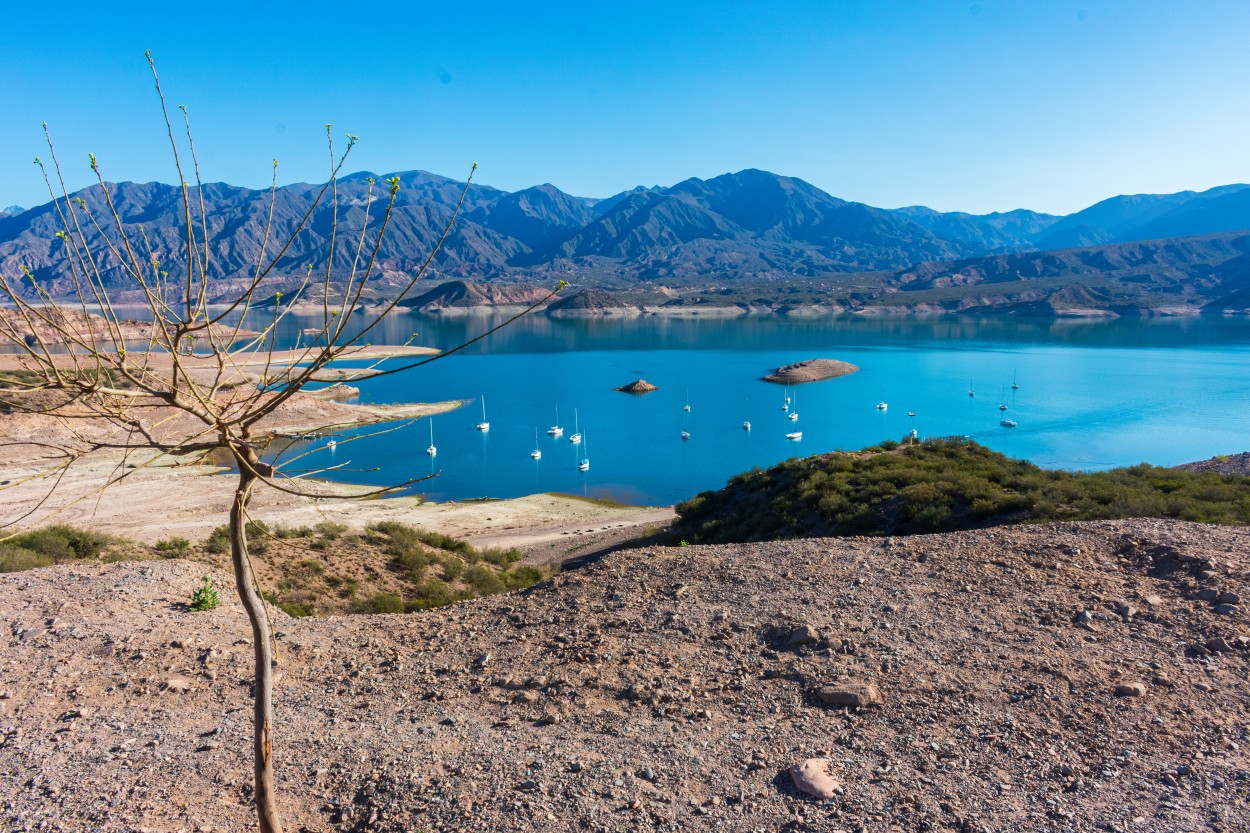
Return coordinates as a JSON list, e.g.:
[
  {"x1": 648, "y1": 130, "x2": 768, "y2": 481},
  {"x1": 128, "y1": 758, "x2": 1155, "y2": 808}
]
[{"x1": 0, "y1": 391, "x2": 673, "y2": 555}]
